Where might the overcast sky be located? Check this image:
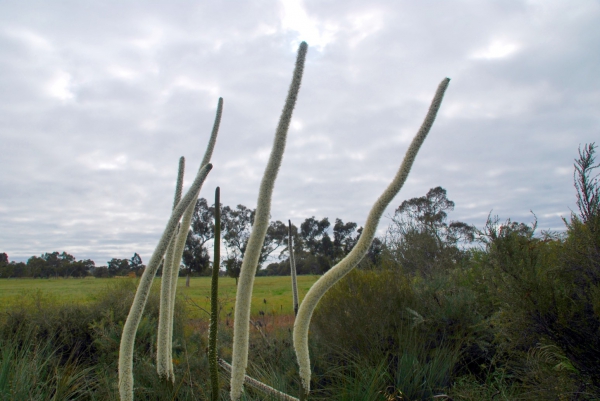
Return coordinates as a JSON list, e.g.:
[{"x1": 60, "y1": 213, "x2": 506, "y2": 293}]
[{"x1": 1, "y1": 0, "x2": 598, "y2": 265}]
